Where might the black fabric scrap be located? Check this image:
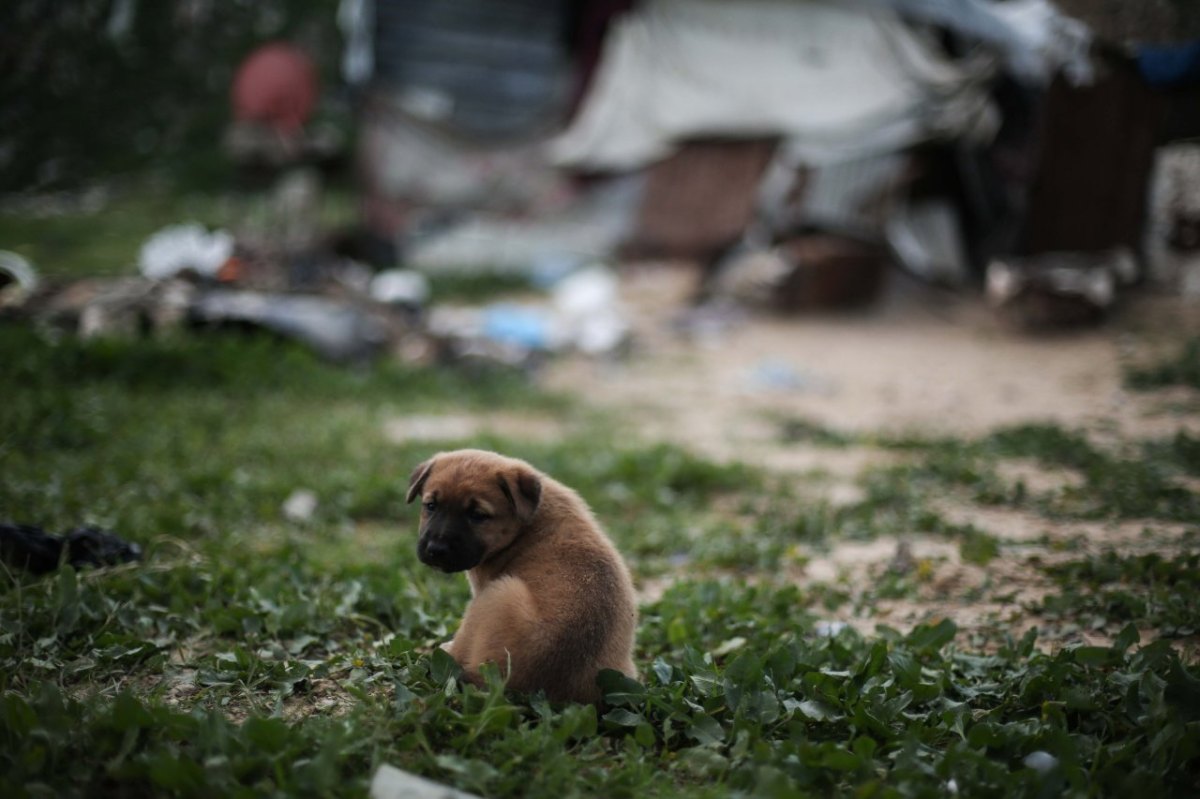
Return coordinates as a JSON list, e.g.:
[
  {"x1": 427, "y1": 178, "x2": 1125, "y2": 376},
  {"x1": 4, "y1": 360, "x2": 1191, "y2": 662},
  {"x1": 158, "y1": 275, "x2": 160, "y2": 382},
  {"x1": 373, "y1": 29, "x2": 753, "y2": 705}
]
[{"x1": 0, "y1": 522, "x2": 142, "y2": 575}]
